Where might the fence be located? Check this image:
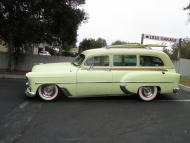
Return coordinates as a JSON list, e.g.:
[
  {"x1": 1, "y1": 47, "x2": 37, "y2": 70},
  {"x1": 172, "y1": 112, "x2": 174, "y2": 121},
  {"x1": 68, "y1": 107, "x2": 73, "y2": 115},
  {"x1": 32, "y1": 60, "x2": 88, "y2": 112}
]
[
  {"x1": 0, "y1": 52, "x2": 75, "y2": 71},
  {"x1": 173, "y1": 58, "x2": 190, "y2": 76}
]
